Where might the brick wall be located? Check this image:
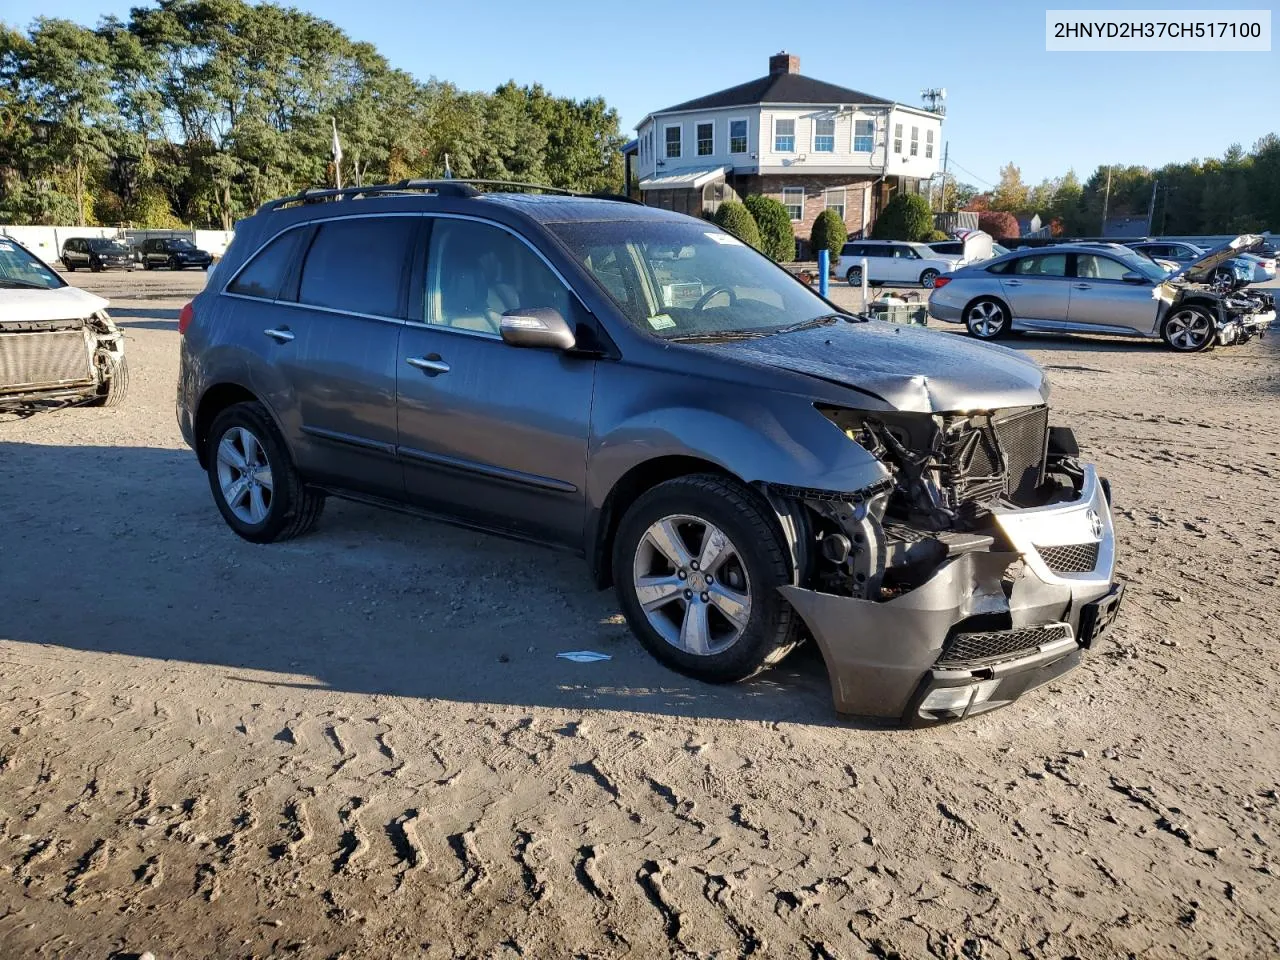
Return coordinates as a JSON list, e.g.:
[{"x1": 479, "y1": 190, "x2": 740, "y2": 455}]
[{"x1": 738, "y1": 174, "x2": 878, "y2": 250}]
